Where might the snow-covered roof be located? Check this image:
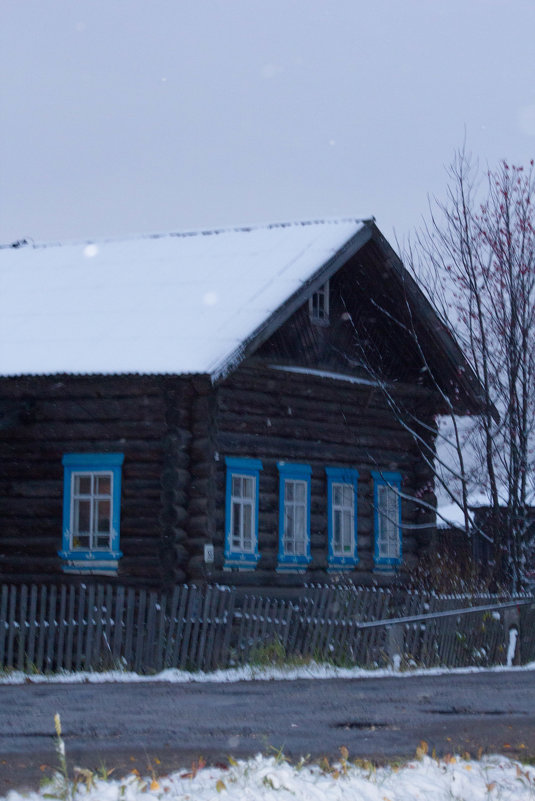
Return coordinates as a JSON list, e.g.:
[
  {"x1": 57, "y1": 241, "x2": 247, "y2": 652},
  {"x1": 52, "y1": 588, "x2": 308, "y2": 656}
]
[{"x1": 0, "y1": 219, "x2": 369, "y2": 378}]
